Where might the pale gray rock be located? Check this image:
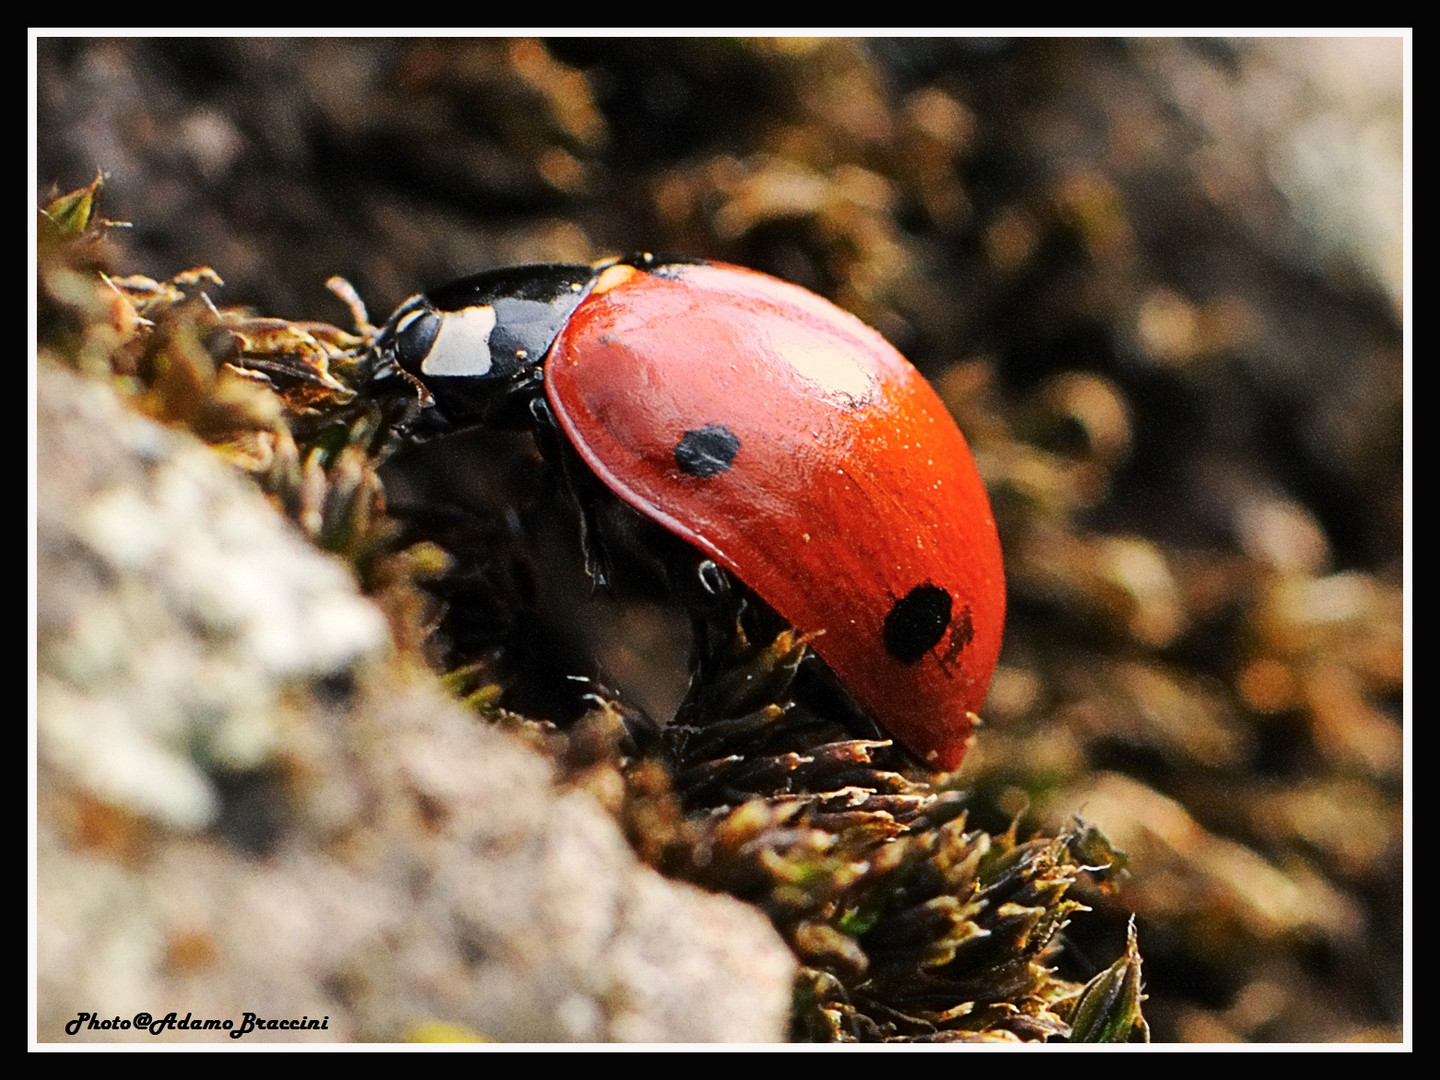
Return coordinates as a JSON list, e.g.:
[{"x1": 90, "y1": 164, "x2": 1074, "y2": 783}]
[{"x1": 36, "y1": 365, "x2": 795, "y2": 1043}]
